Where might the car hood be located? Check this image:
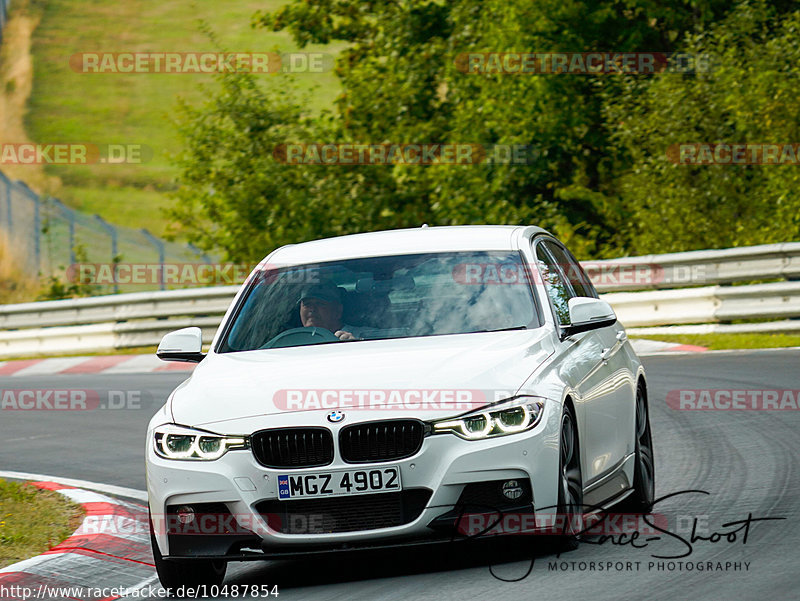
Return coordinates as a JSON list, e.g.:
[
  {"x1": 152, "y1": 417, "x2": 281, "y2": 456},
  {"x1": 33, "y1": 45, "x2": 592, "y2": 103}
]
[{"x1": 170, "y1": 330, "x2": 554, "y2": 431}]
